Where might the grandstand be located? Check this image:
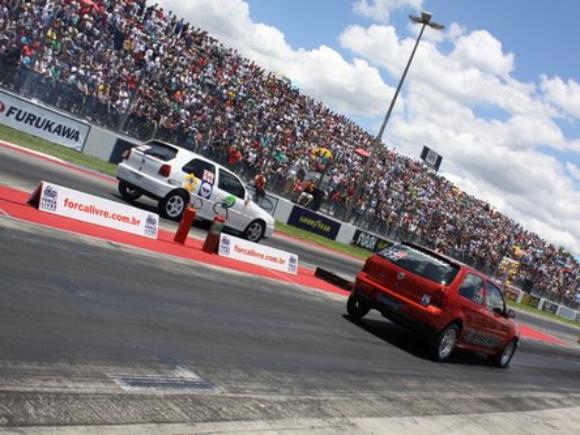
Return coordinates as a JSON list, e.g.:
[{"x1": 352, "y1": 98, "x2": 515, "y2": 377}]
[{"x1": 0, "y1": 0, "x2": 577, "y2": 307}]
